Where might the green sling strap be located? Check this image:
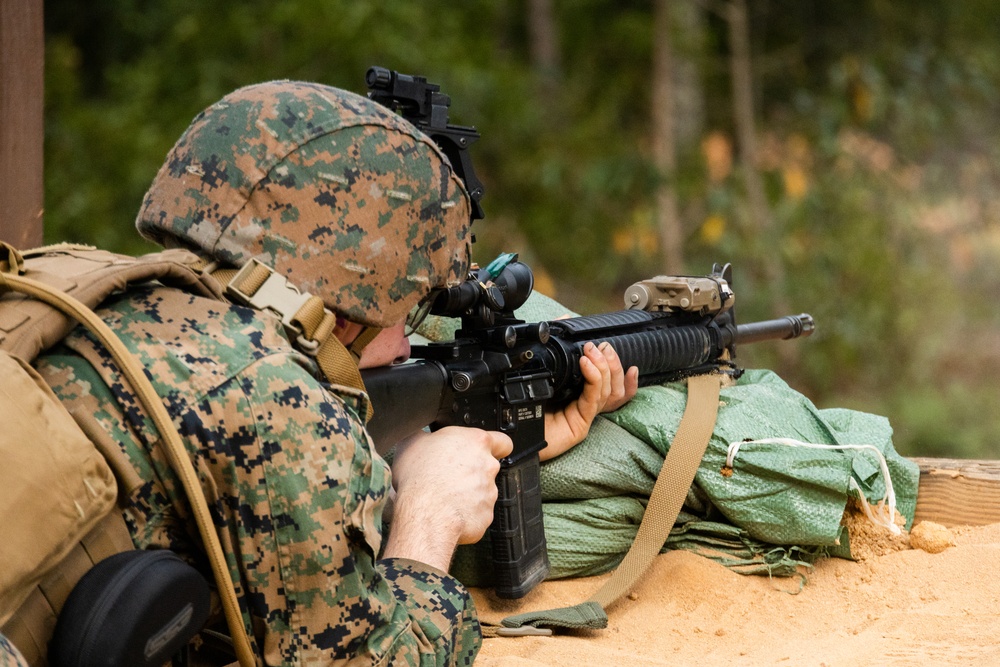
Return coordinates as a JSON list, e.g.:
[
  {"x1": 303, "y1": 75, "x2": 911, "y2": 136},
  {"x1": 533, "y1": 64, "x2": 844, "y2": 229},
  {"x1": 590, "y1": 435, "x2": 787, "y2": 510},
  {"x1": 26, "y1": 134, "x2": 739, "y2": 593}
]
[{"x1": 485, "y1": 372, "x2": 723, "y2": 636}]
